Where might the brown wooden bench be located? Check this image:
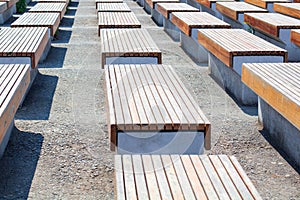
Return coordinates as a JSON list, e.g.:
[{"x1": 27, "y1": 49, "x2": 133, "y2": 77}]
[
  {"x1": 105, "y1": 64, "x2": 210, "y2": 153},
  {"x1": 0, "y1": 64, "x2": 30, "y2": 158},
  {"x1": 145, "y1": 0, "x2": 179, "y2": 9},
  {"x1": 242, "y1": 63, "x2": 300, "y2": 169},
  {"x1": 11, "y1": 13, "x2": 60, "y2": 37},
  {"x1": 171, "y1": 12, "x2": 230, "y2": 62},
  {"x1": 115, "y1": 154, "x2": 262, "y2": 199},
  {"x1": 0, "y1": 27, "x2": 50, "y2": 69},
  {"x1": 98, "y1": 12, "x2": 141, "y2": 36},
  {"x1": 156, "y1": 3, "x2": 199, "y2": 19},
  {"x1": 291, "y1": 29, "x2": 300, "y2": 46},
  {"x1": 198, "y1": 28, "x2": 287, "y2": 105},
  {"x1": 97, "y1": 2, "x2": 131, "y2": 12},
  {"x1": 29, "y1": 3, "x2": 67, "y2": 20},
  {"x1": 244, "y1": 0, "x2": 291, "y2": 12},
  {"x1": 101, "y1": 29, "x2": 162, "y2": 68},
  {"x1": 95, "y1": 0, "x2": 122, "y2": 9},
  {"x1": 274, "y1": 3, "x2": 300, "y2": 19},
  {"x1": 216, "y1": 2, "x2": 267, "y2": 28},
  {"x1": 244, "y1": 13, "x2": 300, "y2": 61}
]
